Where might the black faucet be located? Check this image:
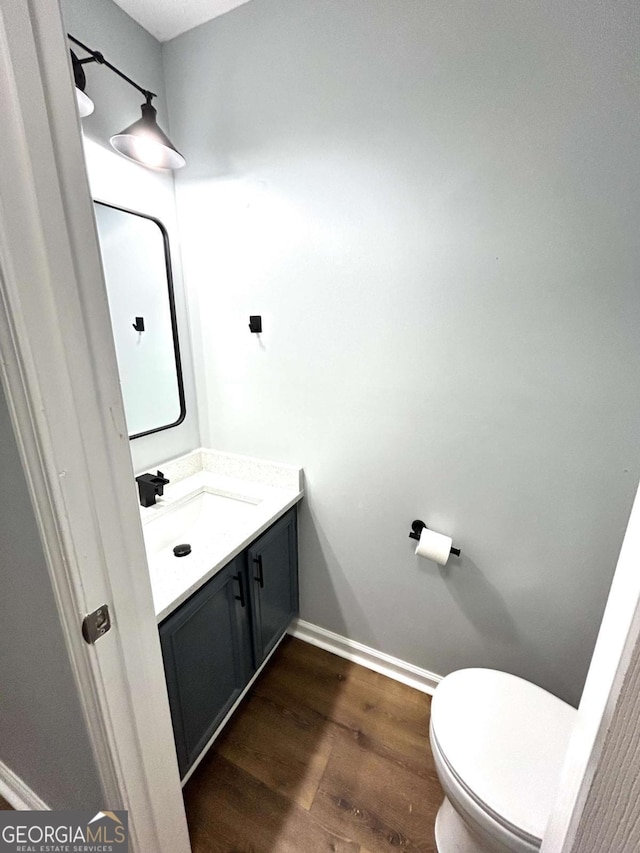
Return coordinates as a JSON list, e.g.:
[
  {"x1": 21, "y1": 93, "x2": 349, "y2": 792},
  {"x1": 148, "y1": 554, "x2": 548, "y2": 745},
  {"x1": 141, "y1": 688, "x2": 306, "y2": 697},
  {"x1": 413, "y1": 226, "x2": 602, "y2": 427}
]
[{"x1": 135, "y1": 470, "x2": 170, "y2": 507}]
